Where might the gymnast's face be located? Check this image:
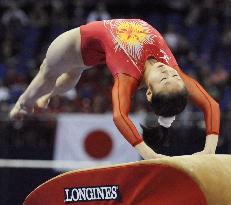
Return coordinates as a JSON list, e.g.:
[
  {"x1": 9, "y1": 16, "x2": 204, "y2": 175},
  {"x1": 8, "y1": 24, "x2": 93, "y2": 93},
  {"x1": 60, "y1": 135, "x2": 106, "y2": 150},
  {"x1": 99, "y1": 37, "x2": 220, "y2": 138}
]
[{"x1": 146, "y1": 62, "x2": 185, "y2": 101}]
